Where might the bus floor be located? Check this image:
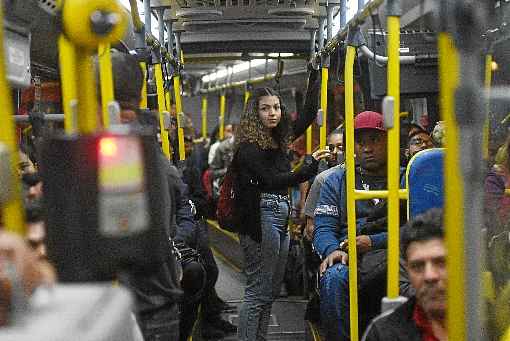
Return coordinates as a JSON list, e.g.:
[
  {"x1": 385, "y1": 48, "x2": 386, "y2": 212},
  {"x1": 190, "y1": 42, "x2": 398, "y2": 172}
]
[{"x1": 190, "y1": 222, "x2": 317, "y2": 341}]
